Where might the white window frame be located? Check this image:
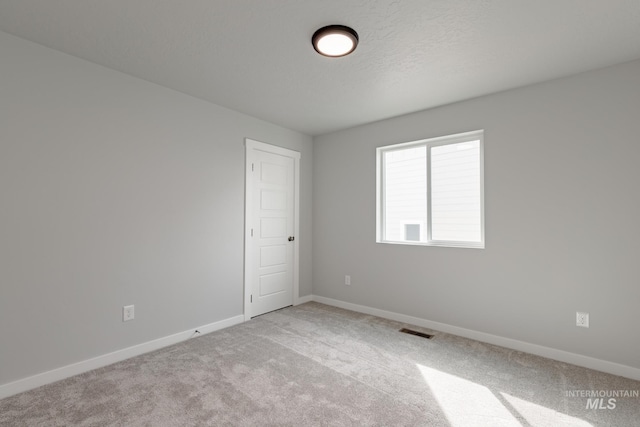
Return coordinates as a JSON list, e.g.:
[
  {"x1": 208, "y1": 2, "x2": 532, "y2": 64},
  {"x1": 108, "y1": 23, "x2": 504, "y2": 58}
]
[{"x1": 376, "y1": 130, "x2": 485, "y2": 249}]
